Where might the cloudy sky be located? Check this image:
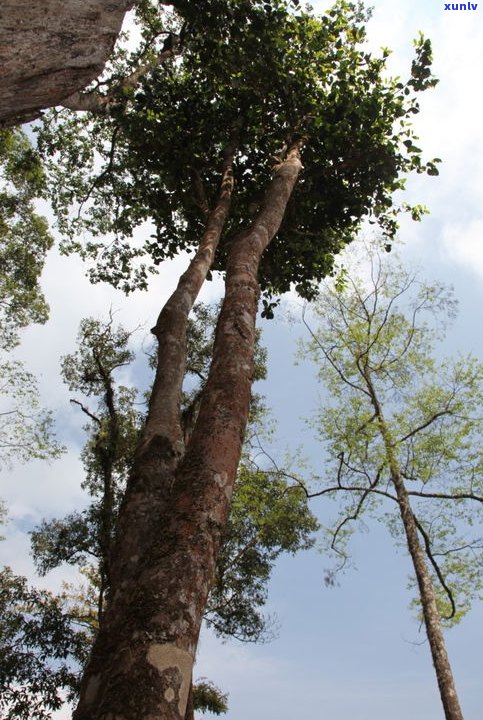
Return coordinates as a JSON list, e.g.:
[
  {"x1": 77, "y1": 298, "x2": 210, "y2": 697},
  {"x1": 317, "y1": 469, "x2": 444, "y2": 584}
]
[{"x1": 1, "y1": 0, "x2": 482, "y2": 718}]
